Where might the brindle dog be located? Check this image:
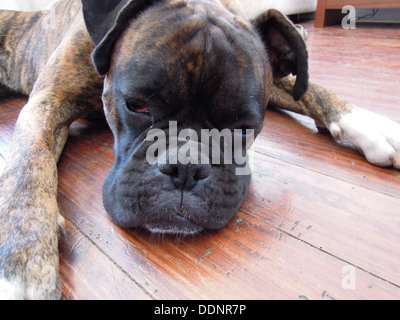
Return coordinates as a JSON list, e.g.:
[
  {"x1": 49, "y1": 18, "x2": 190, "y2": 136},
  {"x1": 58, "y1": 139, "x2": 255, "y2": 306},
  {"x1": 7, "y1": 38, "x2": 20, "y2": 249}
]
[{"x1": 0, "y1": 0, "x2": 399, "y2": 299}]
